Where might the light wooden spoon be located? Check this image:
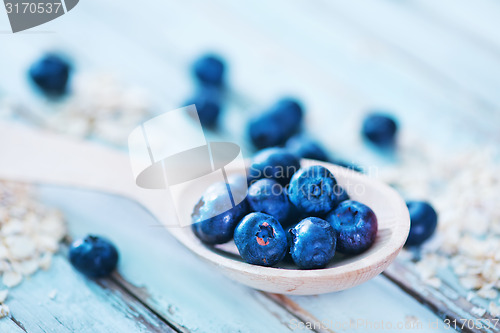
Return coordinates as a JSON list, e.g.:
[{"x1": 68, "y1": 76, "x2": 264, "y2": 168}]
[{"x1": 0, "y1": 122, "x2": 410, "y2": 295}]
